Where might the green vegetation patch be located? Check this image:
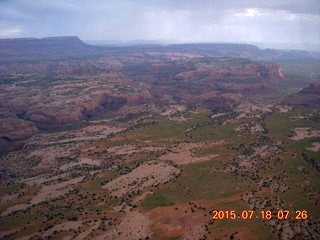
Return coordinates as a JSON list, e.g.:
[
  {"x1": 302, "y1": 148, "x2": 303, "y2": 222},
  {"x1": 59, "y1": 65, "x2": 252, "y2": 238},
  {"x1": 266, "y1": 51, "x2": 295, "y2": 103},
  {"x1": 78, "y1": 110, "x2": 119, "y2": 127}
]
[{"x1": 141, "y1": 158, "x2": 254, "y2": 210}]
